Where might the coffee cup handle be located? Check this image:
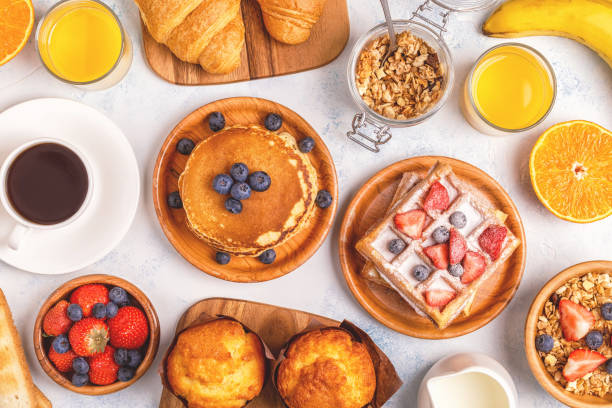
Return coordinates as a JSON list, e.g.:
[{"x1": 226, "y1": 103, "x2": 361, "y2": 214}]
[{"x1": 7, "y1": 223, "x2": 30, "y2": 250}]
